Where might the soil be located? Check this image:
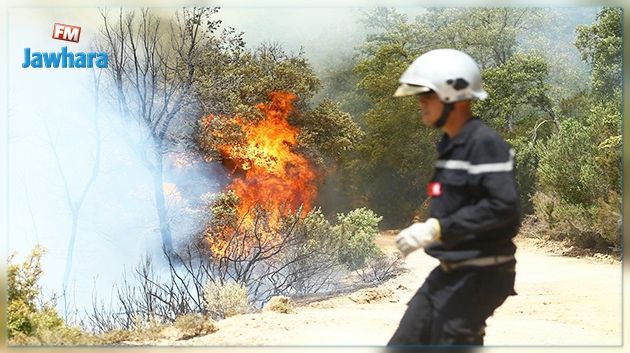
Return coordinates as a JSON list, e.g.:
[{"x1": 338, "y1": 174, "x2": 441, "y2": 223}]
[{"x1": 154, "y1": 232, "x2": 622, "y2": 346}]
